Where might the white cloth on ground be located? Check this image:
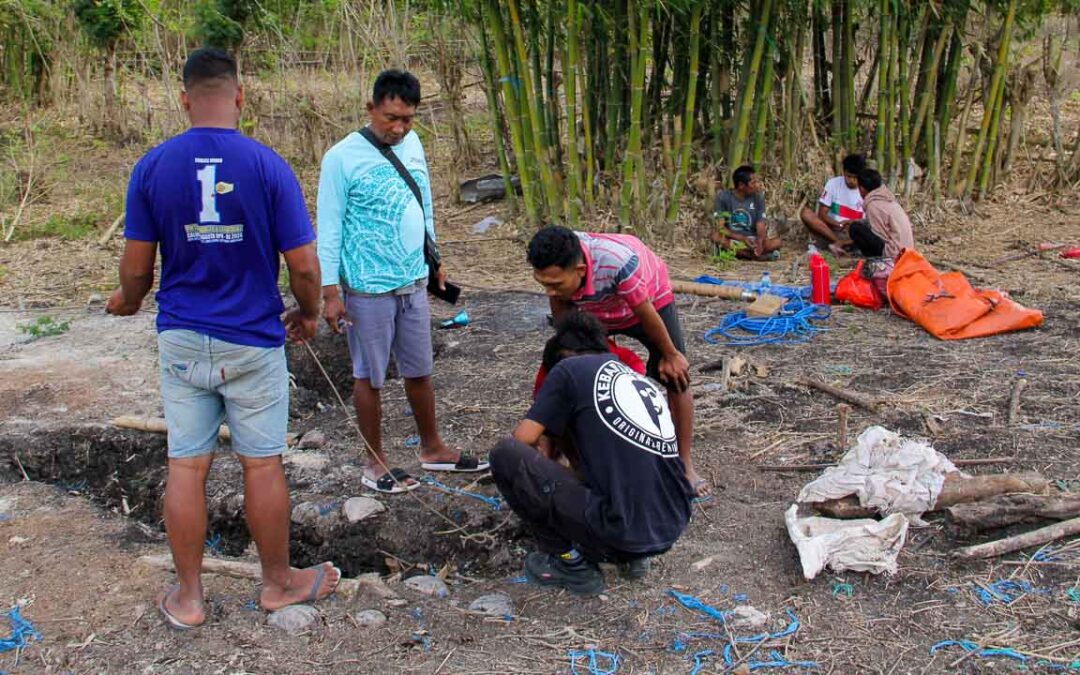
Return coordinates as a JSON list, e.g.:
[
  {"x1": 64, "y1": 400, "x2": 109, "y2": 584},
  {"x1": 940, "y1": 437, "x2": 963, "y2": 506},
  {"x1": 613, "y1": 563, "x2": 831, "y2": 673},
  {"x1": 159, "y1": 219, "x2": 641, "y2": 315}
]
[
  {"x1": 796, "y1": 426, "x2": 961, "y2": 520},
  {"x1": 785, "y1": 505, "x2": 909, "y2": 580}
]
